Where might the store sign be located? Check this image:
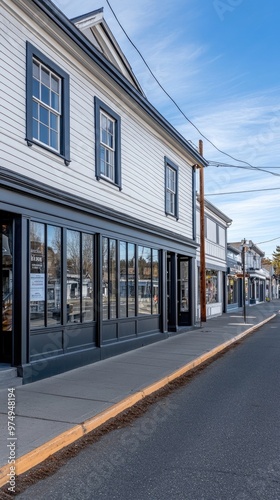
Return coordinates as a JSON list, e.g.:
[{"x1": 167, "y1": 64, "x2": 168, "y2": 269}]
[{"x1": 31, "y1": 252, "x2": 43, "y2": 270}]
